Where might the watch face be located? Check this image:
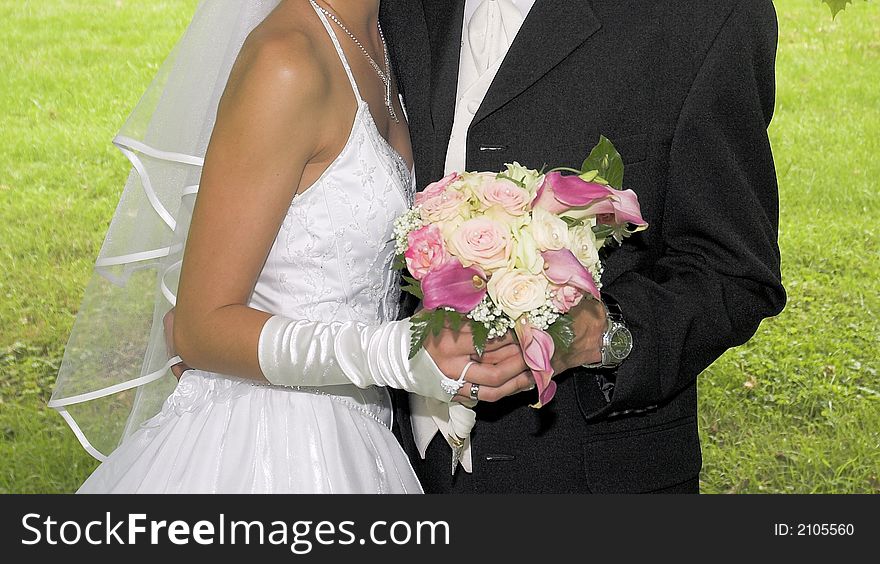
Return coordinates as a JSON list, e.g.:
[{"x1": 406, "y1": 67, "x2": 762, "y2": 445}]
[{"x1": 607, "y1": 324, "x2": 633, "y2": 362}]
